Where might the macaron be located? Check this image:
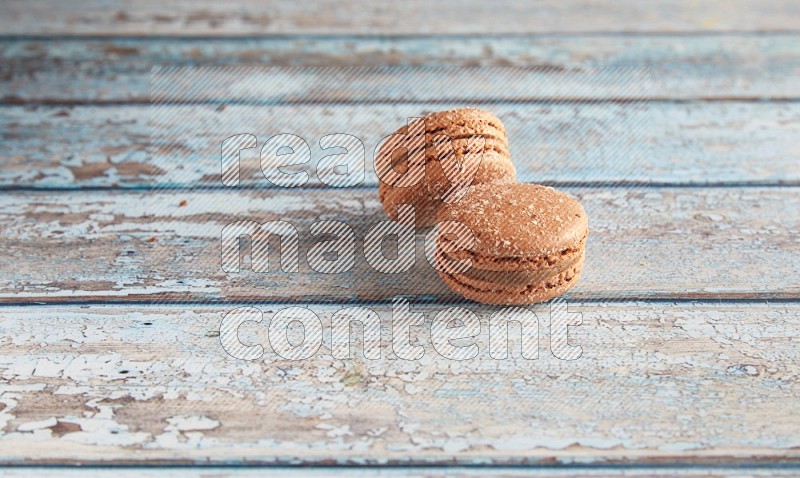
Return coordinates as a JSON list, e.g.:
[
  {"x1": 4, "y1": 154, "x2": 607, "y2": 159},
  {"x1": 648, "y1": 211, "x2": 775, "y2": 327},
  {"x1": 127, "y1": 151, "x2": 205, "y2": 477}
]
[
  {"x1": 435, "y1": 183, "x2": 588, "y2": 305},
  {"x1": 376, "y1": 108, "x2": 516, "y2": 227}
]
